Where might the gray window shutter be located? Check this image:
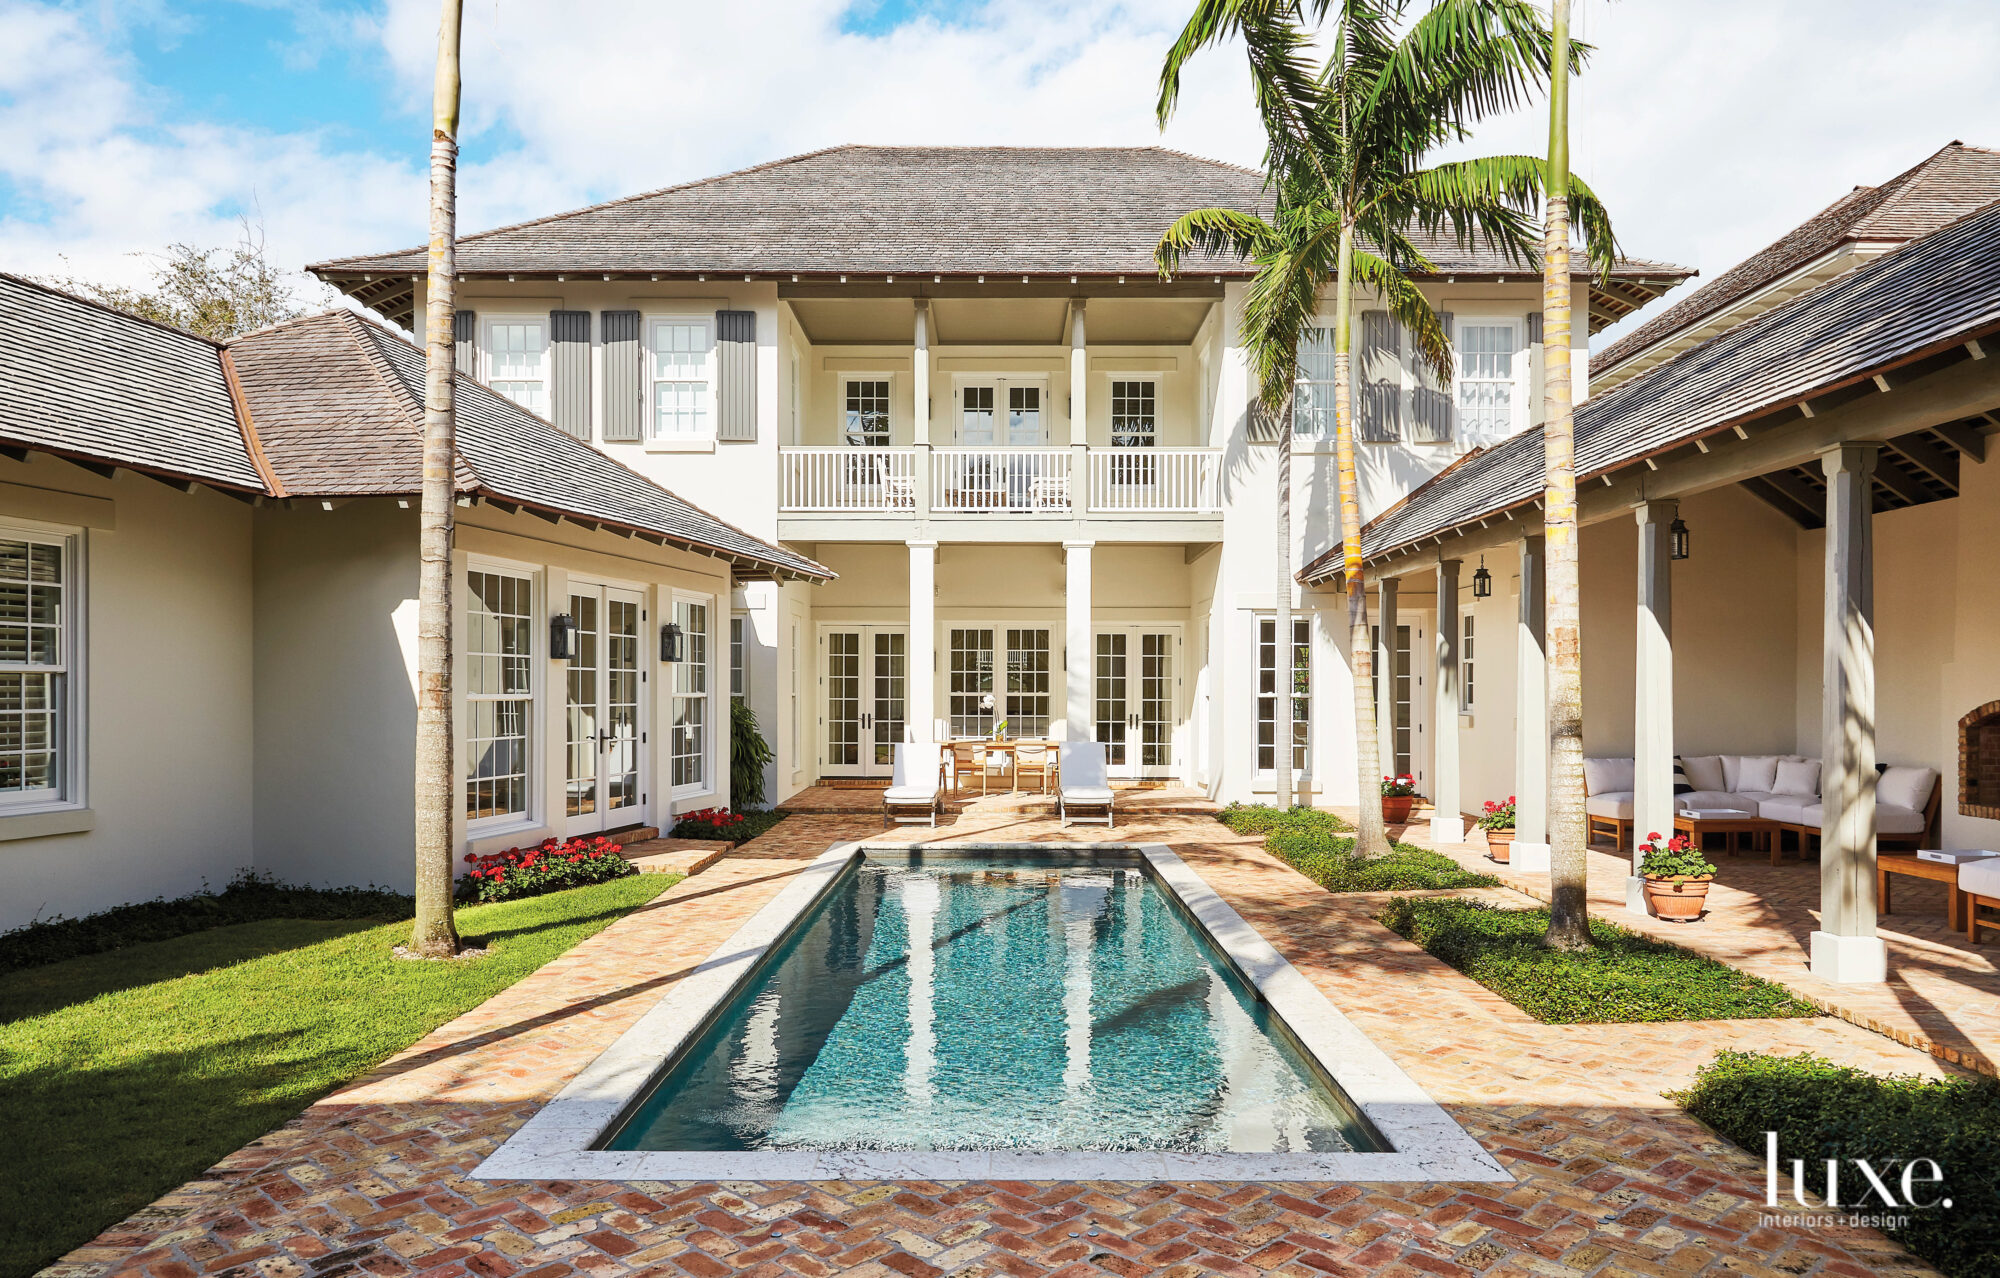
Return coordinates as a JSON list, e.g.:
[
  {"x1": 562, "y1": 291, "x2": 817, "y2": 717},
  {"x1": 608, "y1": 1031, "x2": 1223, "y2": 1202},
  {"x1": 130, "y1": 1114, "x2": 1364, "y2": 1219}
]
[
  {"x1": 1411, "y1": 311, "x2": 1454, "y2": 444},
  {"x1": 453, "y1": 310, "x2": 475, "y2": 376},
  {"x1": 550, "y1": 310, "x2": 591, "y2": 439},
  {"x1": 715, "y1": 310, "x2": 757, "y2": 441},
  {"x1": 1526, "y1": 310, "x2": 1546, "y2": 428},
  {"x1": 1358, "y1": 310, "x2": 1401, "y2": 443},
  {"x1": 601, "y1": 310, "x2": 641, "y2": 442},
  {"x1": 1526, "y1": 311, "x2": 1544, "y2": 344}
]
